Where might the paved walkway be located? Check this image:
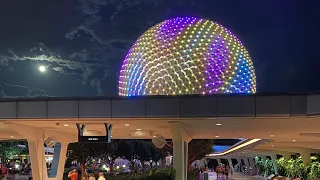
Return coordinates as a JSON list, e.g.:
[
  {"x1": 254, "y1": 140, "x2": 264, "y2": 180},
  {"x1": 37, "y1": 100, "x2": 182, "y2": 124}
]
[
  {"x1": 4, "y1": 174, "x2": 30, "y2": 180},
  {"x1": 231, "y1": 172, "x2": 263, "y2": 180},
  {"x1": 4, "y1": 172, "x2": 263, "y2": 180},
  {"x1": 206, "y1": 172, "x2": 263, "y2": 180}
]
